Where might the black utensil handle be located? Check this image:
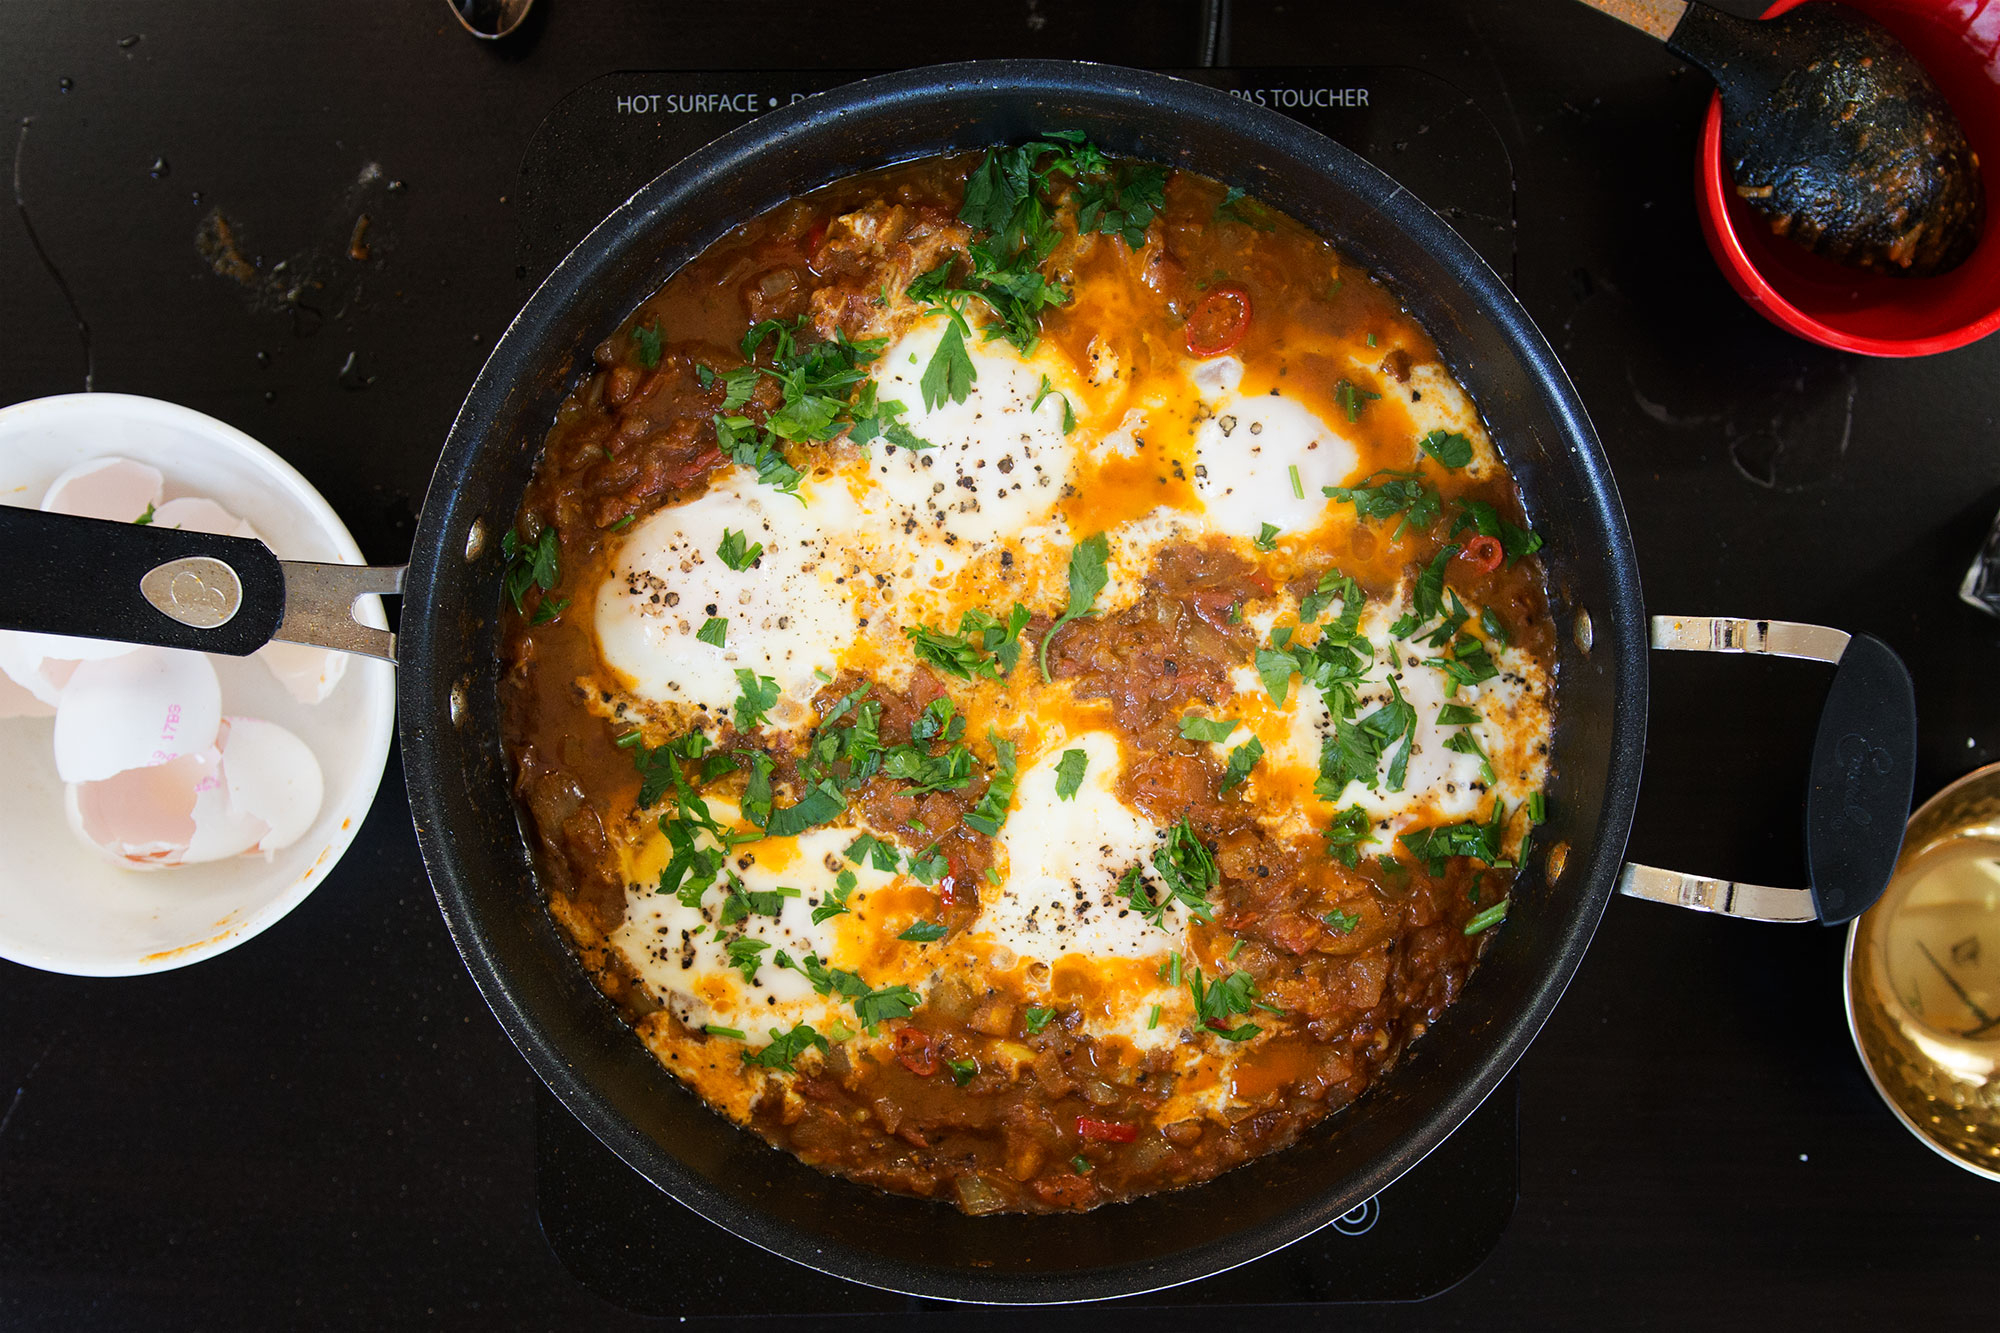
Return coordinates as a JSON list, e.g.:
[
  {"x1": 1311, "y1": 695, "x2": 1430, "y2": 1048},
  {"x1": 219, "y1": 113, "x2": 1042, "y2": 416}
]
[
  {"x1": 0, "y1": 504, "x2": 286, "y2": 657},
  {"x1": 1620, "y1": 616, "x2": 1916, "y2": 926}
]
